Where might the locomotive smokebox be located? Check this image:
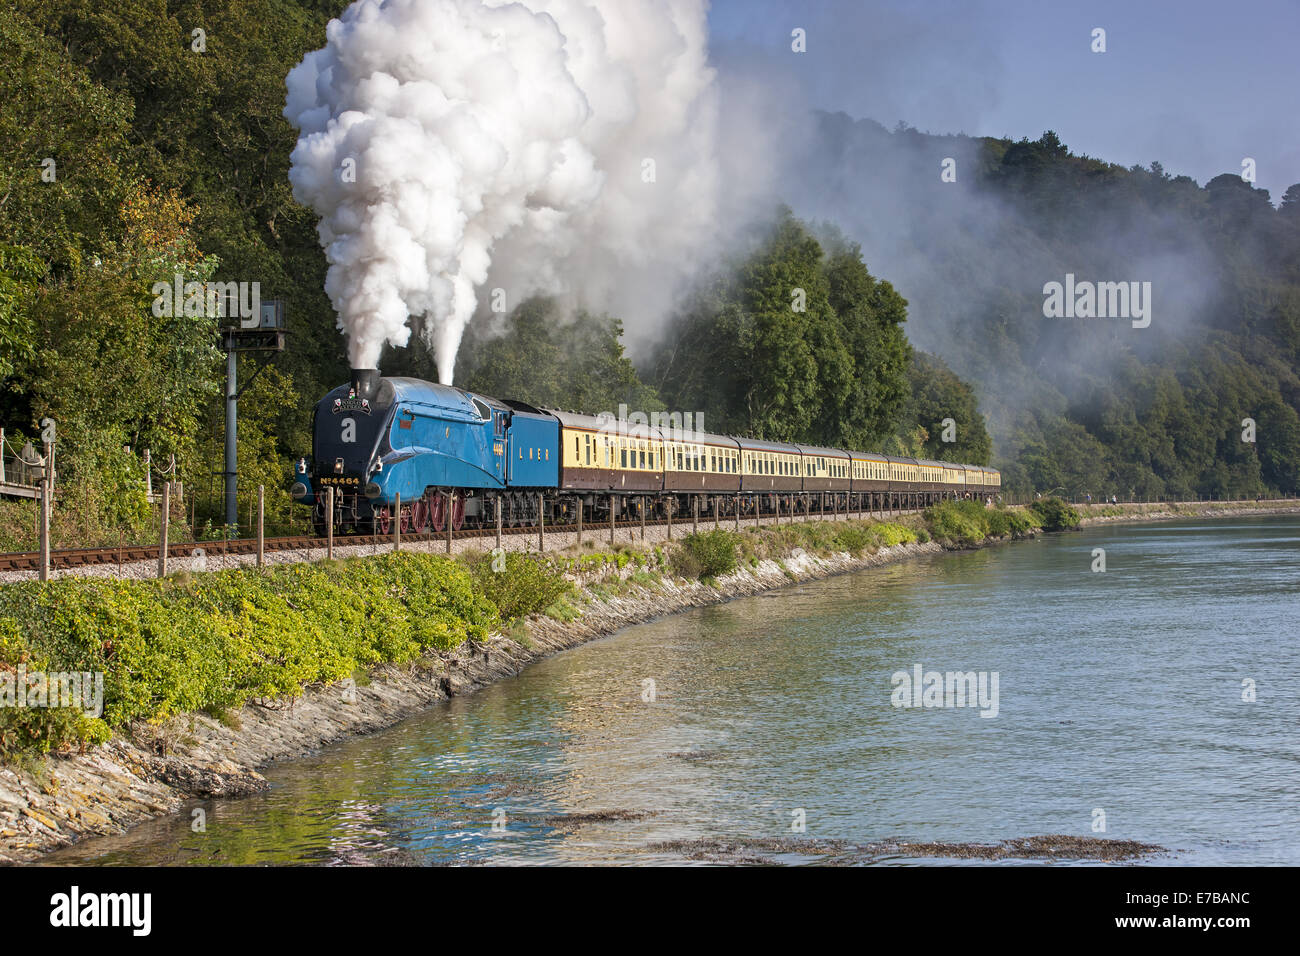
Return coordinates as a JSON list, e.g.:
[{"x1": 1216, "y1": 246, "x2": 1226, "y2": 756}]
[{"x1": 350, "y1": 368, "x2": 380, "y2": 400}]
